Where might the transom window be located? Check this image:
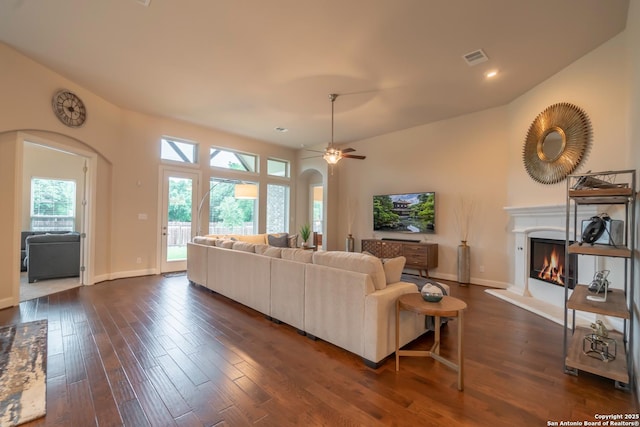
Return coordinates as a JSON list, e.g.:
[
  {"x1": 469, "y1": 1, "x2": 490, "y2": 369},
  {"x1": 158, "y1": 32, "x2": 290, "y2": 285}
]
[
  {"x1": 210, "y1": 148, "x2": 257, "y2": 172},
  {"x1": 161, "y1": 137, "x2": 197, "y2": 163},
  {"x1": 267, "y1": 158, "x2": 289, "y2": 178},
  {"x1": 30, "y1": 178, "x2": 76, "y2": 231}
]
